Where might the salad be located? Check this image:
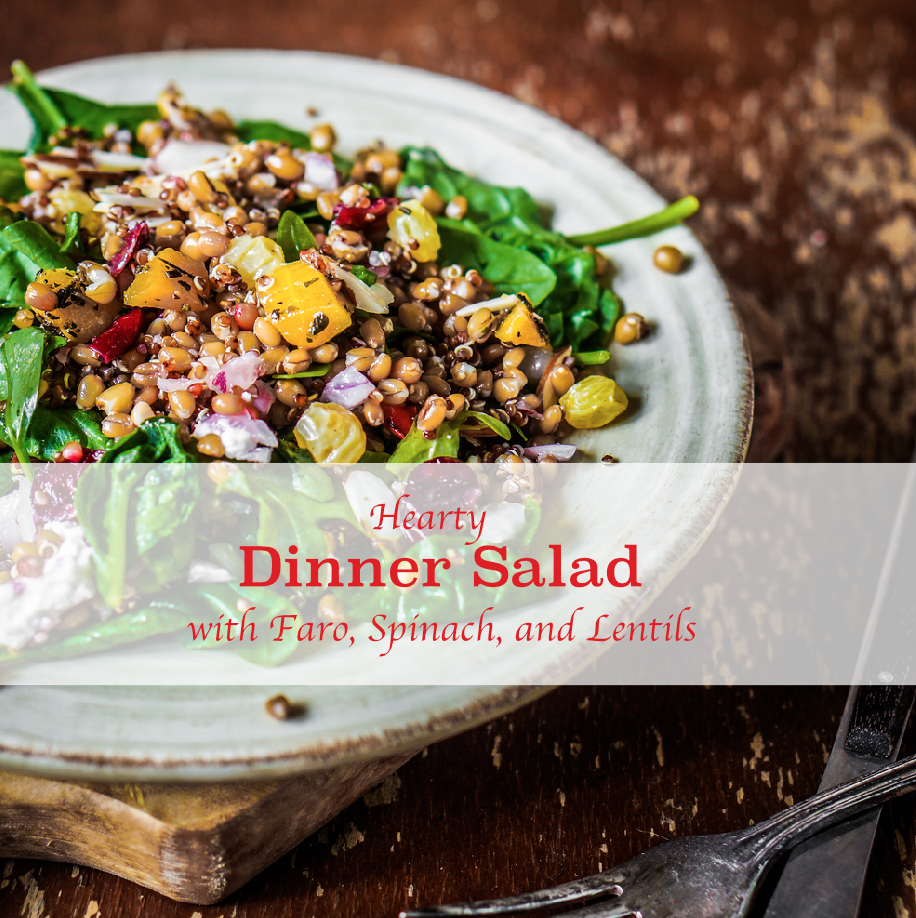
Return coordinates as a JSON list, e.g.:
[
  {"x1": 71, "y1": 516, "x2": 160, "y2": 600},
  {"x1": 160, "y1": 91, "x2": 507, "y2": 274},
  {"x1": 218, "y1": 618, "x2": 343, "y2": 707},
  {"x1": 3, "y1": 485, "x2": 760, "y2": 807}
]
[
  {"x1": 0, "y1": 62, "x2": 699, "y2": 670},
  {"x1": 0, "y1": 61, "x2": 698, "y2": 469}
]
